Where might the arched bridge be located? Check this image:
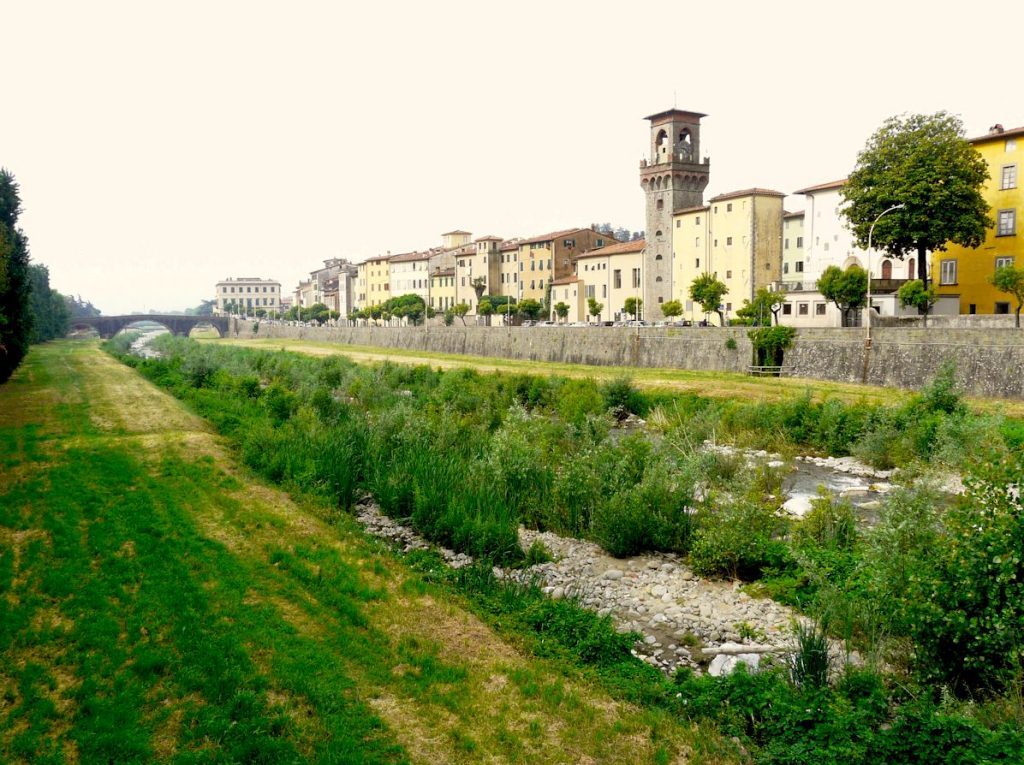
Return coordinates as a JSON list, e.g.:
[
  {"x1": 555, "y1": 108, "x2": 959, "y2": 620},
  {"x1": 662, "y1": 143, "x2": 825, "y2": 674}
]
[{"x1": 71, "y1": 314, "x2": 232, "y2": 339}]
